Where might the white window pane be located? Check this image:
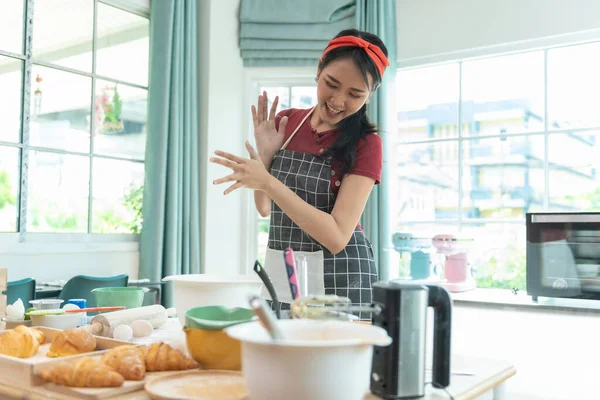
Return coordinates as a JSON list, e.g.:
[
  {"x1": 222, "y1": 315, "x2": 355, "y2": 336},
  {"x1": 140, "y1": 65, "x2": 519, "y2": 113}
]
[
  {"x1": 291, "y1": 86, "x2": 317, "y2": 109},
  {"x1": 397, "y1": 64, "x2": 459, "y2": 142},
  {"x1": 93, "y1": 80, "x2": 147, "y2": 160},
  {"x1": 33, "y1": 0, "x2": 93, "y2": 72},
  {"x1": 462, "y1": 51, "x2": 545, "y2": 135},
  {"x1": 549, "y1": 131, "x2": 600, "y2": 210},
  {"x1": 548, "y1": 42, "x2": 600, "y2": 129},
  {"x1": 463, "y1": 223, "x2": 526, "y2": 290},
  {"x1": 462, "y1": 136, "x2": 545, "y2": 220},
  {"x1": 257, "y1": 217, "x2": 269, "y2": 266},
  {"x1": 96, "y1": 2, "x2": 149, "y2": 86},
  {"x1": 0, "y1": 55, "x2": 22, "y2": 143},
  {"x1": 394, "y1": 141, "x2": 459, "y2": 224},
  {"x1": 258, "y1": 87, "x2": 290, "y2": 111},
  {"x1": 0, "y1": 0, "x2": 24, "y2": 54},
  {"x1": 27, "y1": 151, "x2": 89, "y2": 233},
  {"x1": 0, "y1": 146, "x2": 19, "y2": 233},
  {"x1": 92, "y1": 158, "x2": 144, "y2": 233},
  {"x1": 30, "y1": 65, "x2": 92, "y2": 153}
]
